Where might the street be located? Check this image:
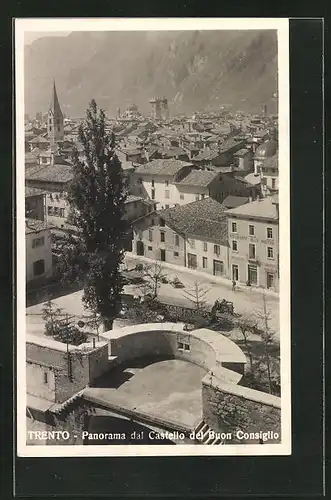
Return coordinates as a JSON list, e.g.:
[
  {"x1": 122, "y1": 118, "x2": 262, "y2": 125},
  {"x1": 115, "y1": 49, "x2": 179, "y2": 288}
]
[
  {"x1": 124, "y1": 254, "x2": 280, "y2": 334},
  {"x1": 26, "y1": 254, "x2": 279, "y2": 340}
]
